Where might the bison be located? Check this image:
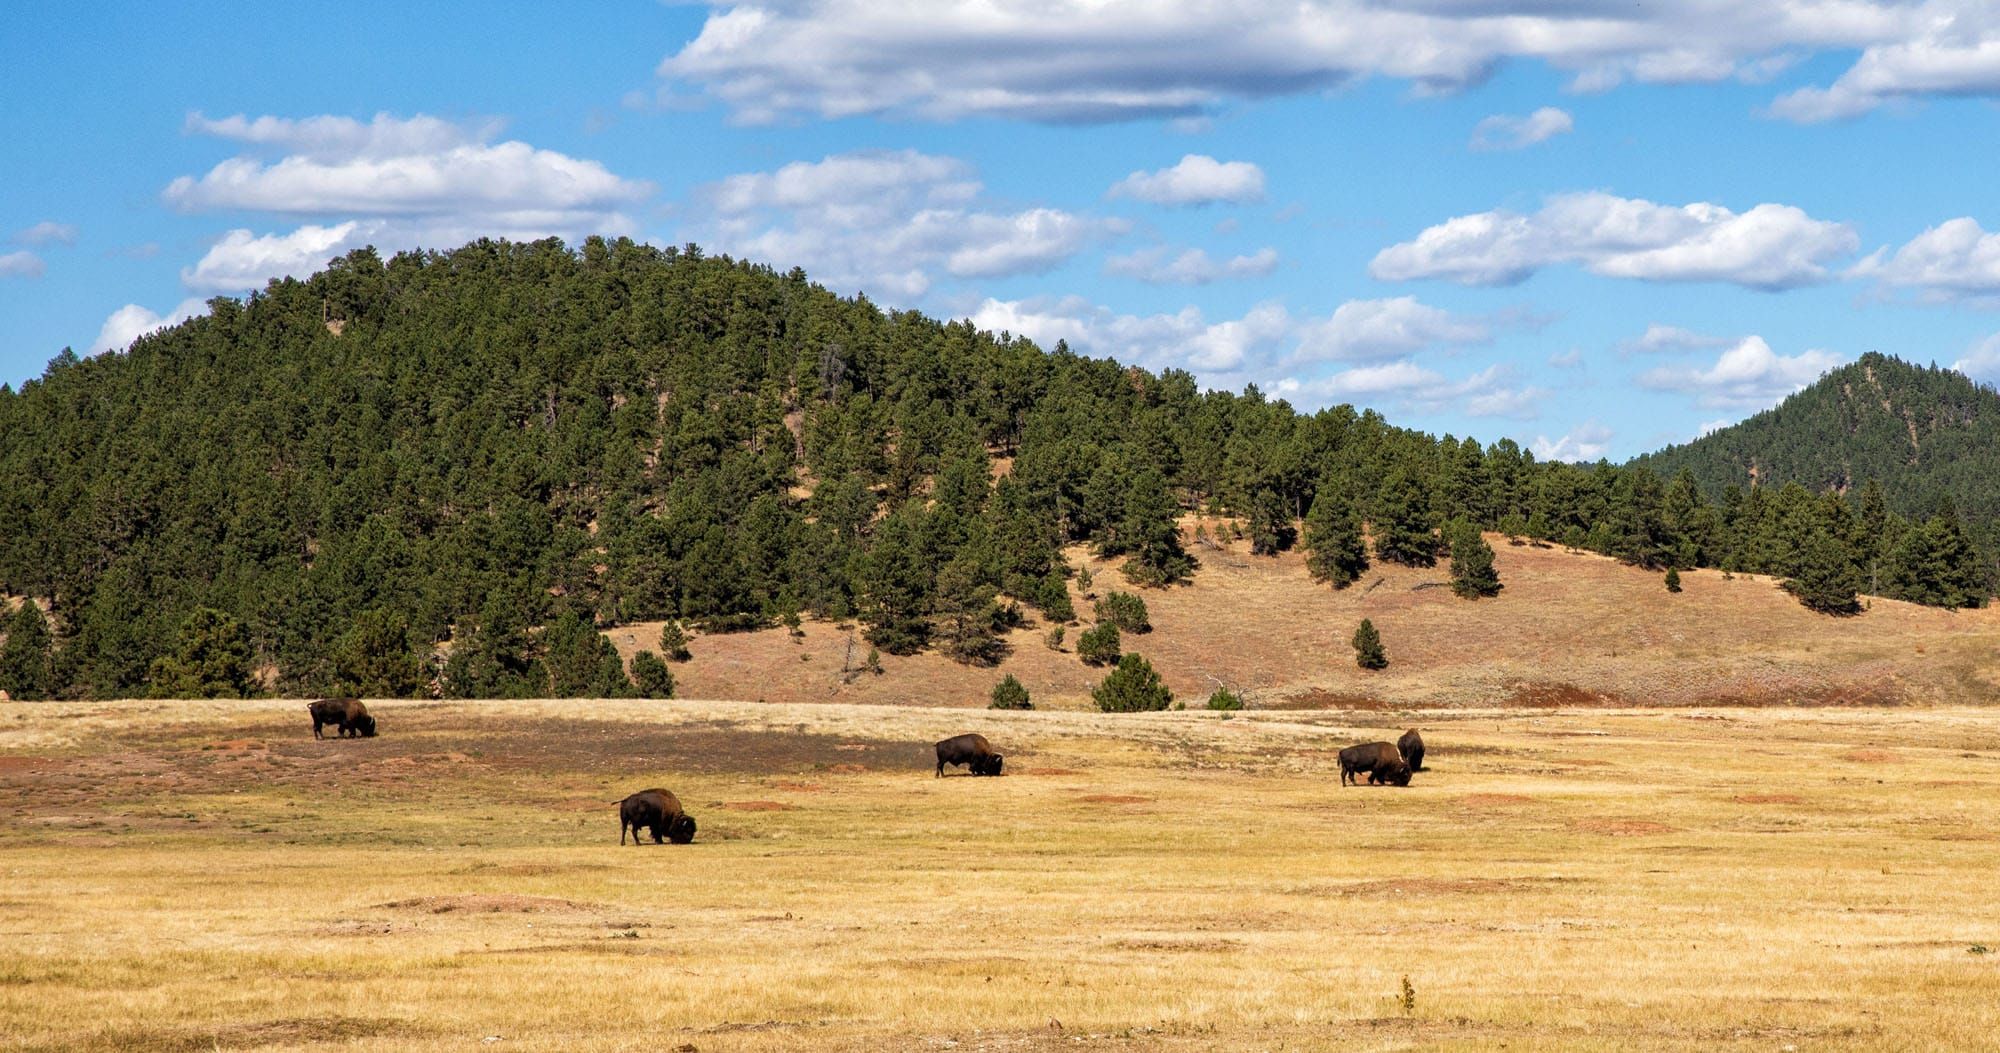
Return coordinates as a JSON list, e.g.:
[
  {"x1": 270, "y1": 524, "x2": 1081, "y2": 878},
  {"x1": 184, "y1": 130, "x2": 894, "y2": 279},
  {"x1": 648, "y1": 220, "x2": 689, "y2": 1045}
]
[
  {"x1": 1339, "y1": 741, "x2": 1411, "y2": 787},
  {"x1": 935, "y1": 733, "x2": 1004, "y2": 777},
  {"x1": 619, "y1": 788, "x2": 697, "y2": 845},
  {"x1": 1397, "y1": 728, "x2": 1426, "y2": 772},
  {"x1": 307, "y1": 697, "x2": 376, "y2": 740}
]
